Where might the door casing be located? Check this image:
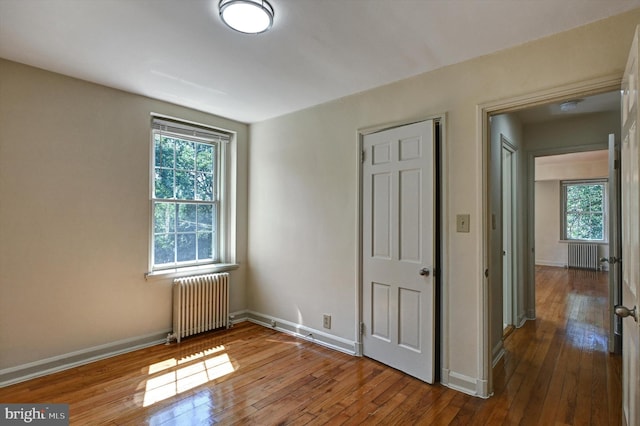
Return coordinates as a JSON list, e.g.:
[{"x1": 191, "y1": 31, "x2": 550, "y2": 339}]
[
  {"x1": 502, "y1": 138, "x2": 517, "y2": 332},
  {"x1": 479, "y1": 75, "x2": 622, "y2": 397}
]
